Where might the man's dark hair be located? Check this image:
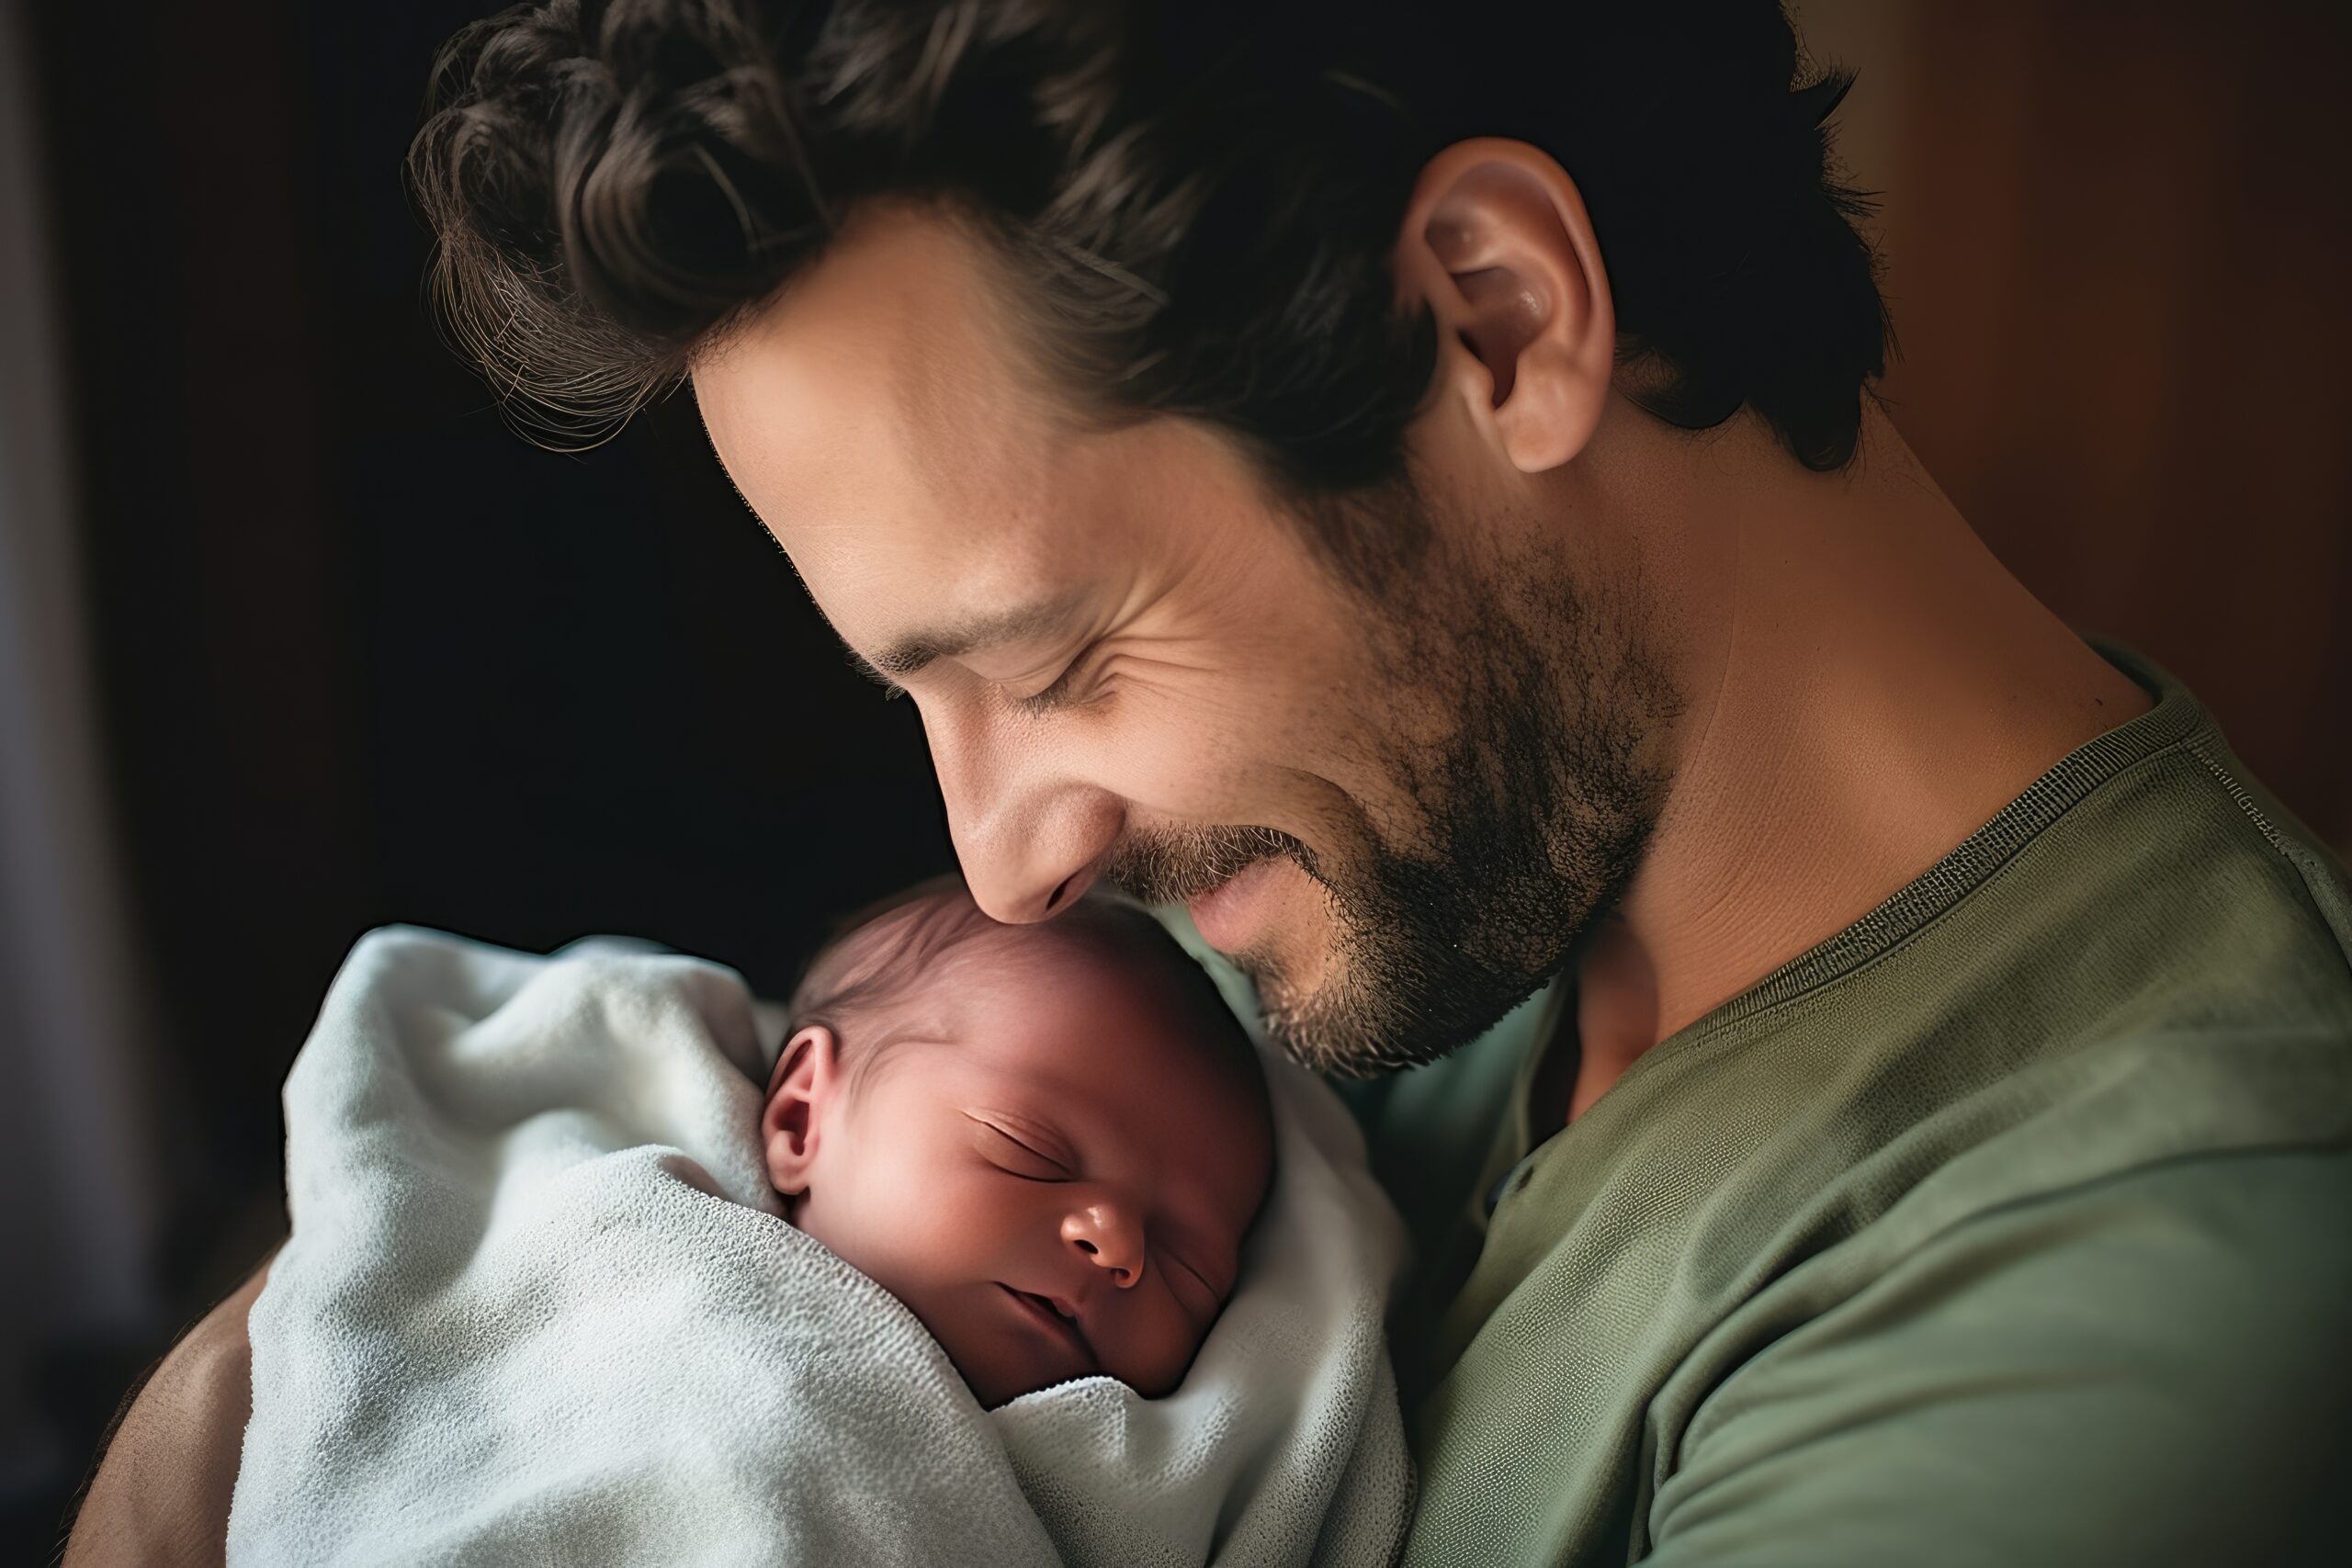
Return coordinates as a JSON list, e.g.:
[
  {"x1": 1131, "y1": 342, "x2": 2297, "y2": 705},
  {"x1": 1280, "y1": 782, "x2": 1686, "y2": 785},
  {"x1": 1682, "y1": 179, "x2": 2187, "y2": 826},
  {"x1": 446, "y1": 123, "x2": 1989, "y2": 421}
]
[{"x1": 409, "y1": 0, "x2": 1891, "y2": 488}]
